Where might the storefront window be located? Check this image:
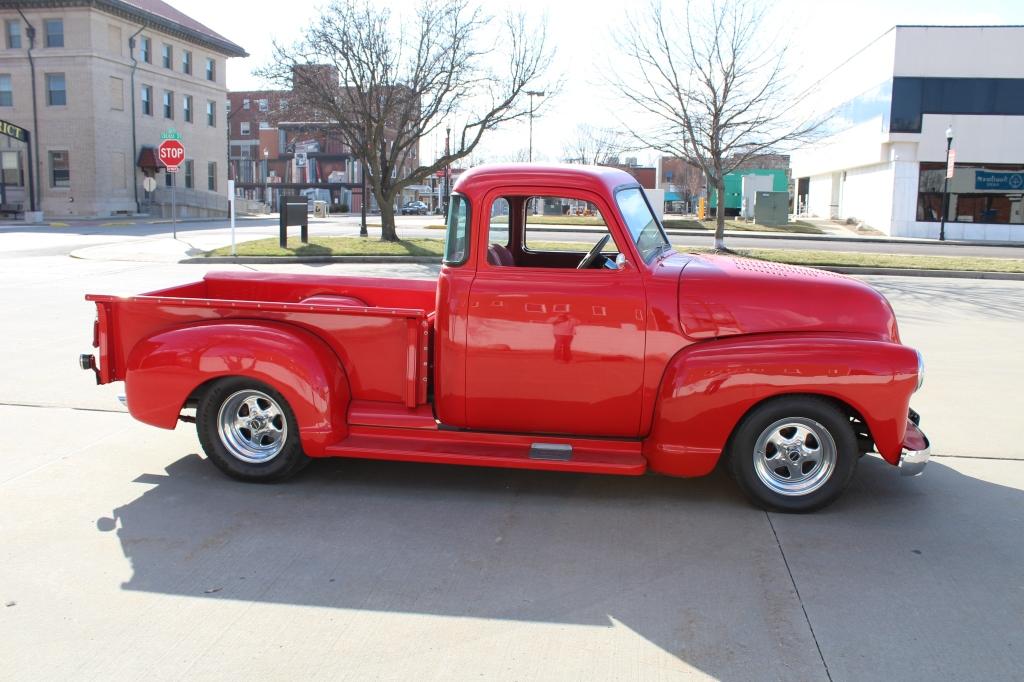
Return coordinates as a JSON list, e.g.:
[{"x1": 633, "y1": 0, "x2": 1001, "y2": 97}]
[{"x1": 917, "y1": 162, "x2": 1024, "y2": 225}]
